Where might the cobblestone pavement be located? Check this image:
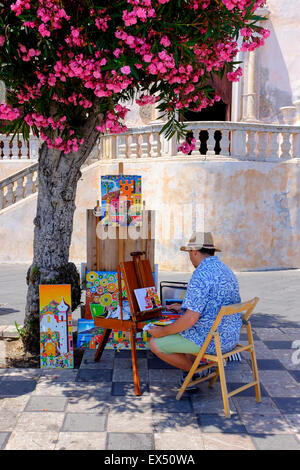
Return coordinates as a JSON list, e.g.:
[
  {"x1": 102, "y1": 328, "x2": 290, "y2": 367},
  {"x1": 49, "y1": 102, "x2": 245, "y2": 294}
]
[
  {"x1": 1, "y1": 323, "x2": 300, "y2": 450},
  {"x1": 0, "y1": 266, "x2": 300, "y2": 450}
]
